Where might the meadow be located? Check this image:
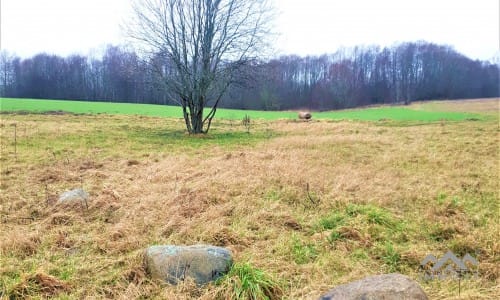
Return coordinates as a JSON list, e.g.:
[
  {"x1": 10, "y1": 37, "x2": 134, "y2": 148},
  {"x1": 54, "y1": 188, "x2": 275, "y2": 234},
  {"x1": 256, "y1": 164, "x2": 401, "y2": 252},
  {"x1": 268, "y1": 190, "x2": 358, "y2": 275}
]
[
  {"x1": 0, "y1": 98, "x2": 498, "y2": 299},
  {"x1": 0, "y1": 97, "x2": 488, "y2": 122}
]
